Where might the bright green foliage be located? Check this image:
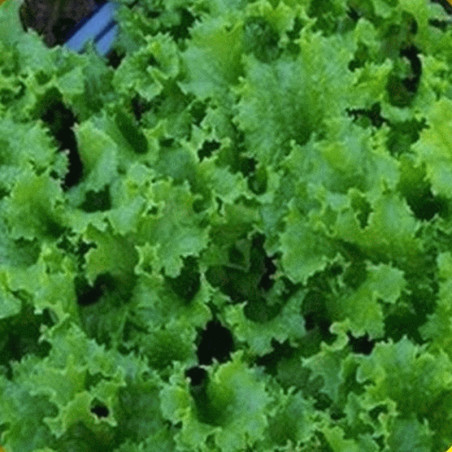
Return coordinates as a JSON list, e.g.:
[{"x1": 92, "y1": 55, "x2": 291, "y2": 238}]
[
  {"x1": 1, "y1": 0, "x2": 452, "y2": 450},
  {"x1": 414, "y1": 98, "x2": 452, "y2": 198},
  {"x1": 161, "y1": 352, "x2": 271, "y2": 451}
]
